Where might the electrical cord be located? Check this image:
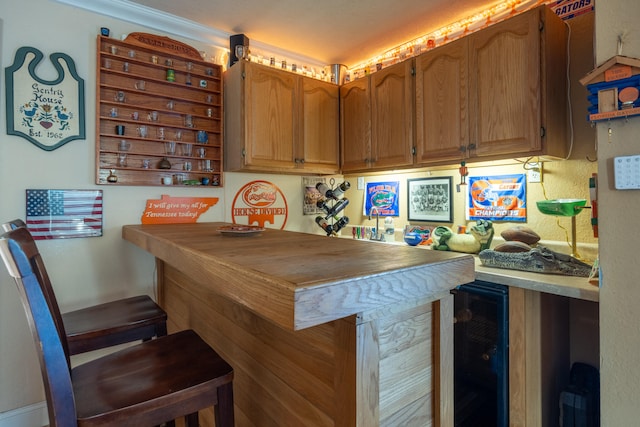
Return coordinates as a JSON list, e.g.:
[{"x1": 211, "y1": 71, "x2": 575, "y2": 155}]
[{"x1": 564, "y1": 21, "x2": 575, "y2": 160}]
